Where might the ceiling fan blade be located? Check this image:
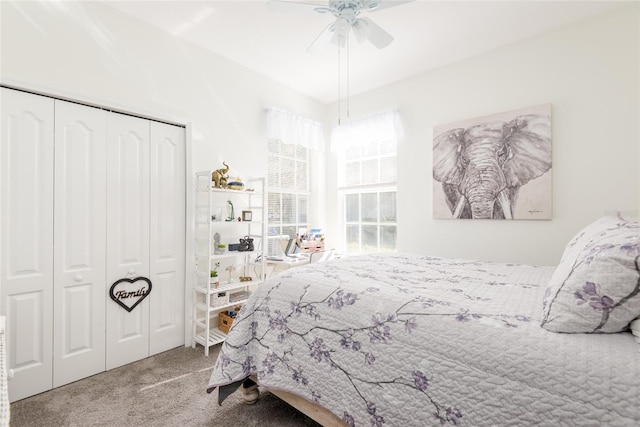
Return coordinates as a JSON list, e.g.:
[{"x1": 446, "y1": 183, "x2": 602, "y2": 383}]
[
  {"x1": 267, "y1": 0, "x2": 328, "y2": 14},
  {"x1": 352, "y1": 18, "x2": 371, "y2": 43},
  {"x1": 306, "y1": 22, "x2": 335, "y2": 53},
  {"x1": 366, "y1": 0, "x2": 414, "y2": 12},
  {"x1": 359, "y1": 17, "x2": 393, "y2": 48}
]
